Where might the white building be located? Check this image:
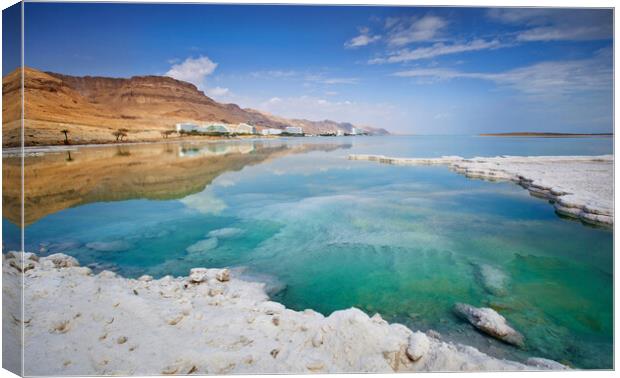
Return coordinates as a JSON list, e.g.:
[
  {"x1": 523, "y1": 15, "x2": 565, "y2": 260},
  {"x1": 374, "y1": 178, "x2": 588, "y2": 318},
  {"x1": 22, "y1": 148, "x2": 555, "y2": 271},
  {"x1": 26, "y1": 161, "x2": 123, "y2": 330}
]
[
  {"x1": 261, "y1": 128, "x2": 283, "y2": 135},
  {"x1": 336, "y1": 130, "x2": 345, "y2": 136},
  {"x1": 175, "y1": 122, "x2": 232, "y2": 134},
  {"x1": 175, "y1": 123, "x2": 201, "y2": 133},
  {"x1": 285, "y1": 126, "x2": 303, "y2": 135},
  {"x1": 231, "y1": 123, "x2": 256, "y2": 134},
  {"x1": 350, "y1": 127, "x2": 358, "y2": 135}
]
